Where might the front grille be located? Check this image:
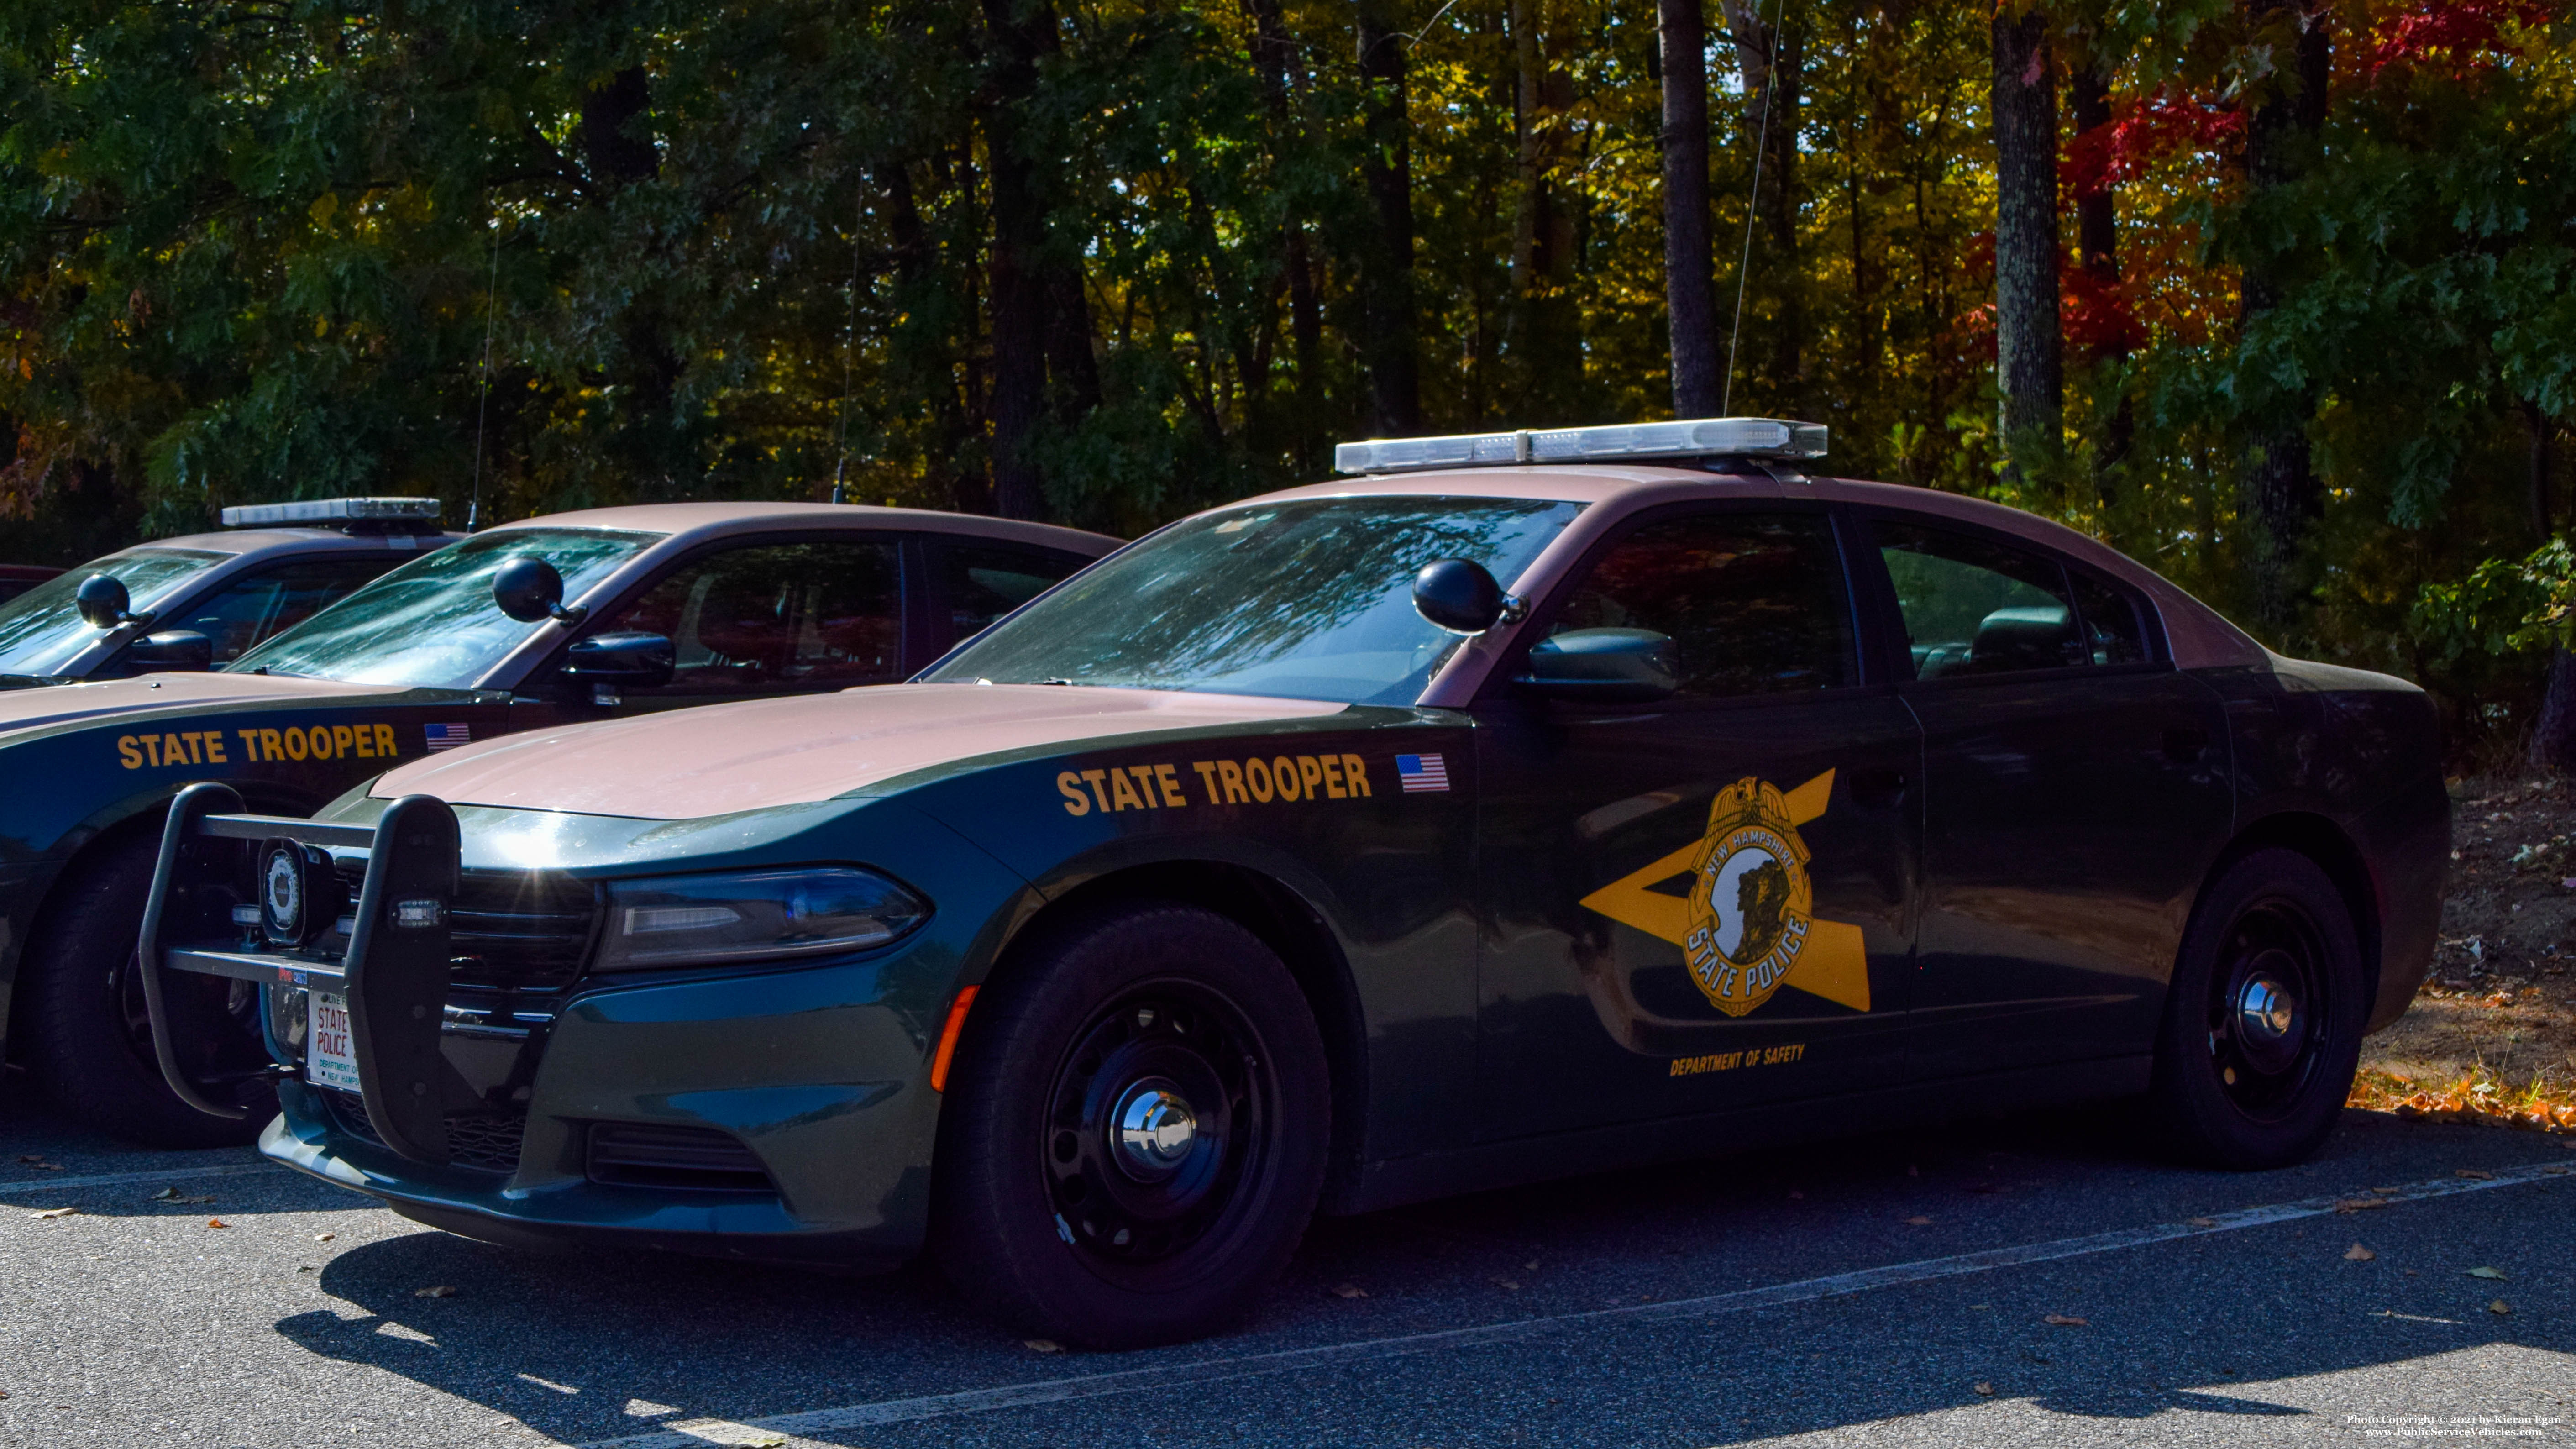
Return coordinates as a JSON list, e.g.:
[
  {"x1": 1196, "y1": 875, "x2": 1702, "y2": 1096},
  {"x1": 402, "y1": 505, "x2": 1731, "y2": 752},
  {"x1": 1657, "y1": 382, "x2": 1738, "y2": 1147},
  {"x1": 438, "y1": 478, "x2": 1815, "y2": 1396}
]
[
  {"x1": 586, "y1": 1123, "x2": 773, "y2": 1192},
  {"x1": 322, "y1": 1088, "x2": 528, "y2": 1175},
  {"x1": 332, "y1": 863, "x2": 599, "y2": 992}
]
